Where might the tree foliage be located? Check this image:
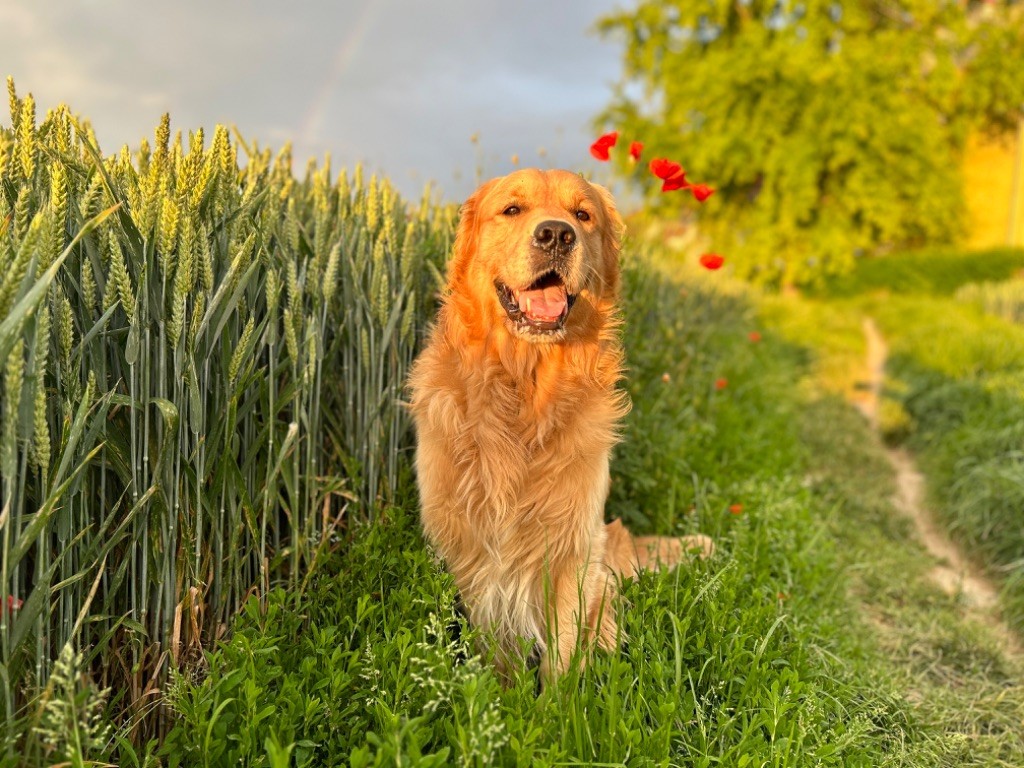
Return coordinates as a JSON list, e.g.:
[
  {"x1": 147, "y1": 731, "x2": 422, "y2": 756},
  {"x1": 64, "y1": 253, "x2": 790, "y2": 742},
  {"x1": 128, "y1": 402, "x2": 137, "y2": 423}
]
[{"x1": 597, "y1": 0, "x2": 1024, "y2": 286}]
